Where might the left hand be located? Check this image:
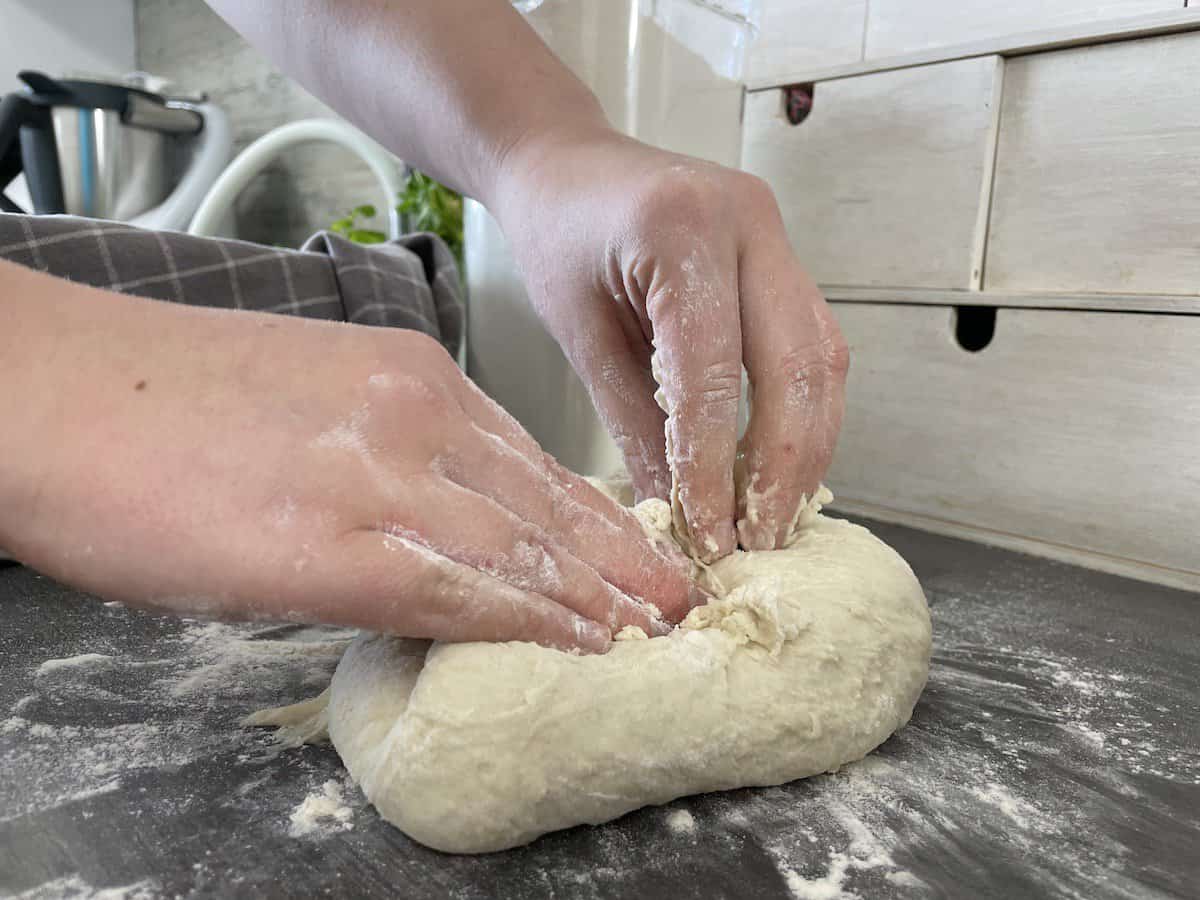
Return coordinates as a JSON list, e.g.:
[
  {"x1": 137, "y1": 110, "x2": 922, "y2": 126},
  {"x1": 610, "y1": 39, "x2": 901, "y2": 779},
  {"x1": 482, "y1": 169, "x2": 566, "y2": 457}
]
[{"x1": 493, "y1": 130, "x2": 850, "y2": 562}]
